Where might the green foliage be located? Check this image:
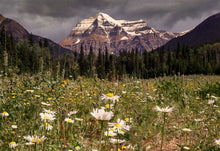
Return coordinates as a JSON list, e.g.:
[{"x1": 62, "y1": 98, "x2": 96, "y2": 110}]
[
  {"x1": 0, "y1": 27, "x2": 220, "y2": 79},
  {"x1": 0, "y1": 75, "x2": 219, "y2": 150}
]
